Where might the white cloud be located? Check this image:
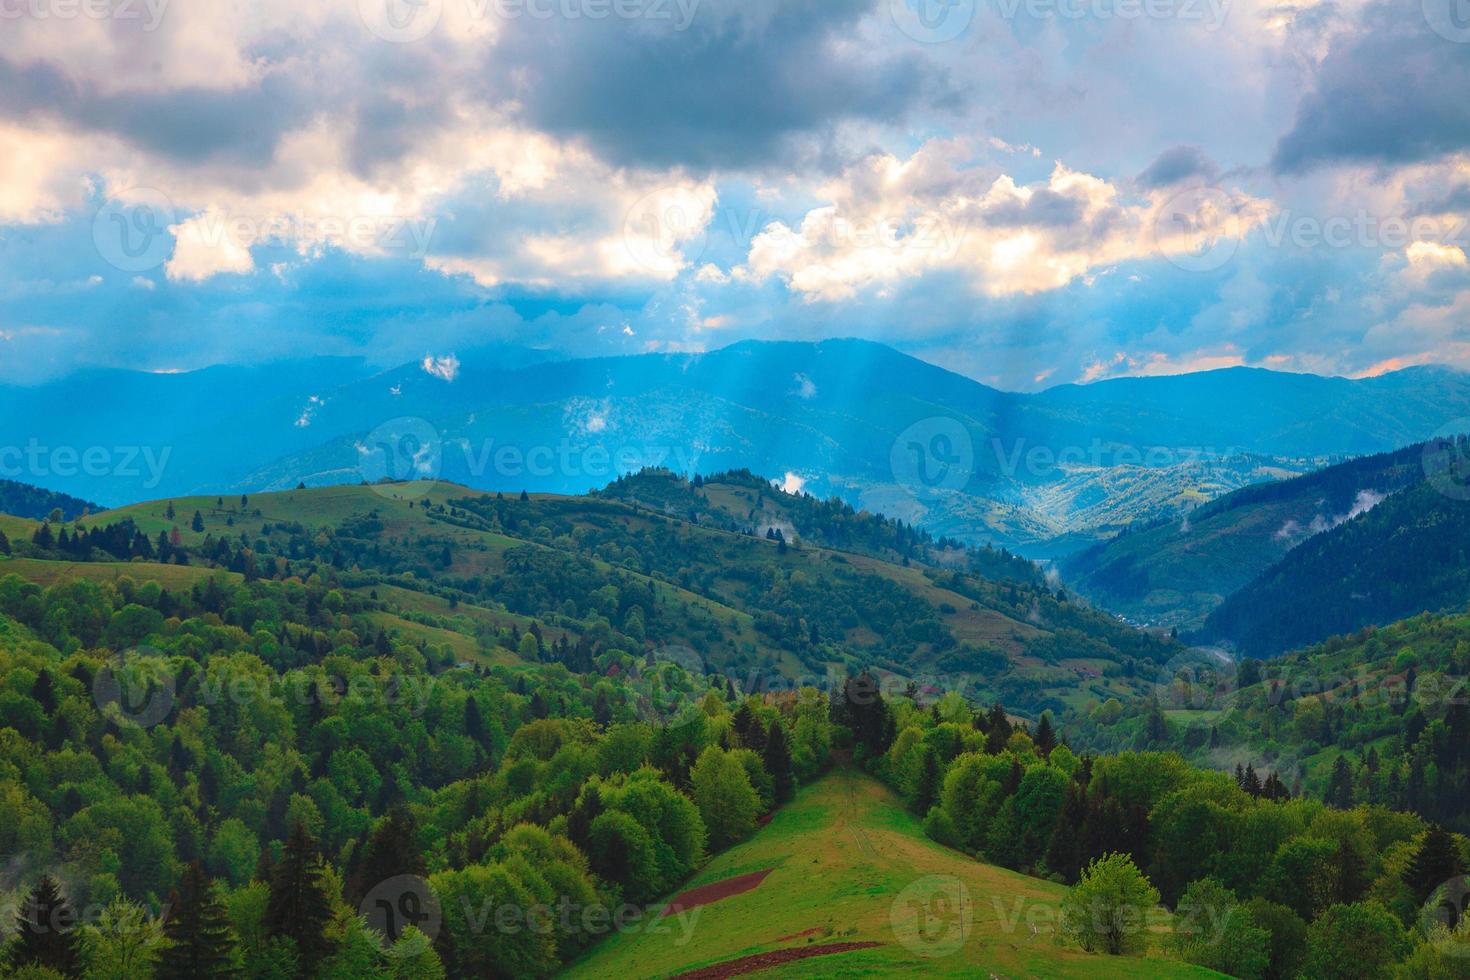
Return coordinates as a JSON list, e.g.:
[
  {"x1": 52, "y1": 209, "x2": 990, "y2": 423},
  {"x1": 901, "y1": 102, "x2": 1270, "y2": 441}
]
[
  {"x1": 294, "y1": 394, "x2": 324, "y2": 428},
  {"x1": 0, "y1": 123, "x2": 86, "y2": 224},
  {"x1": 421, "y1": 354, "x2": 461, "y2": 382},
  {"x1": 740, "y1": 141, "x2": 1271, "y2": 301},
  {"x1": 166, "y1": 209, "x2": 256, "y2": 281}
]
